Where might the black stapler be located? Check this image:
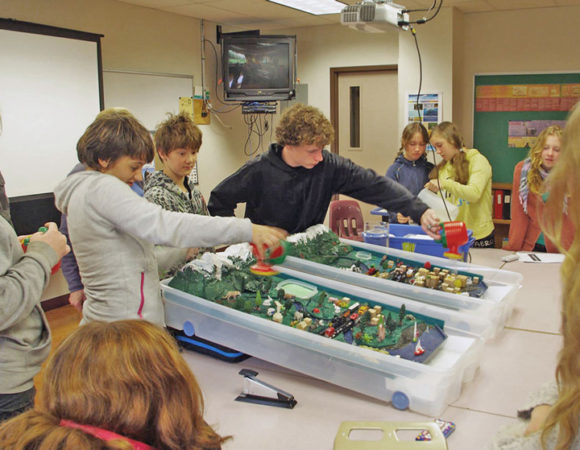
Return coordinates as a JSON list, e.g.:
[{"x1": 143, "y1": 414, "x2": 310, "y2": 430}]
[{"x1": 235, "y1": 369, "x2": 297, "y2": 409}]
